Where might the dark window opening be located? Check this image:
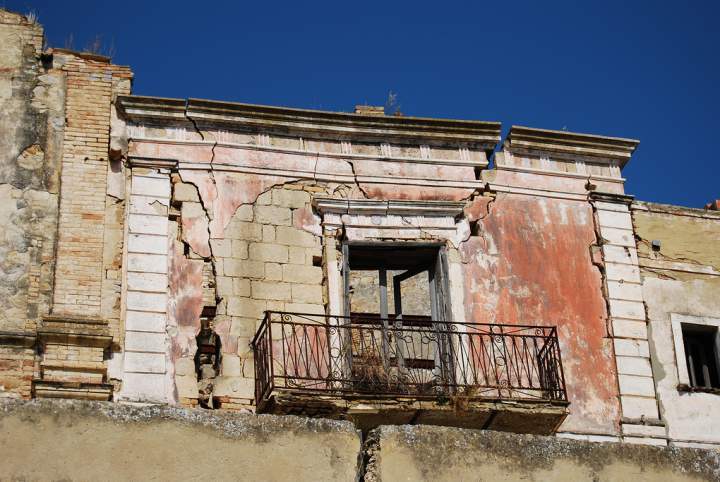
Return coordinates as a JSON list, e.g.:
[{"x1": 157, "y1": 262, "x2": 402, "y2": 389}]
[
  {"x1": 682, "y1": 324, "x2": 720, "y2": 389},
  {"x1": 341, "y1": 243, "x2": 454, "y2": 390}
]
